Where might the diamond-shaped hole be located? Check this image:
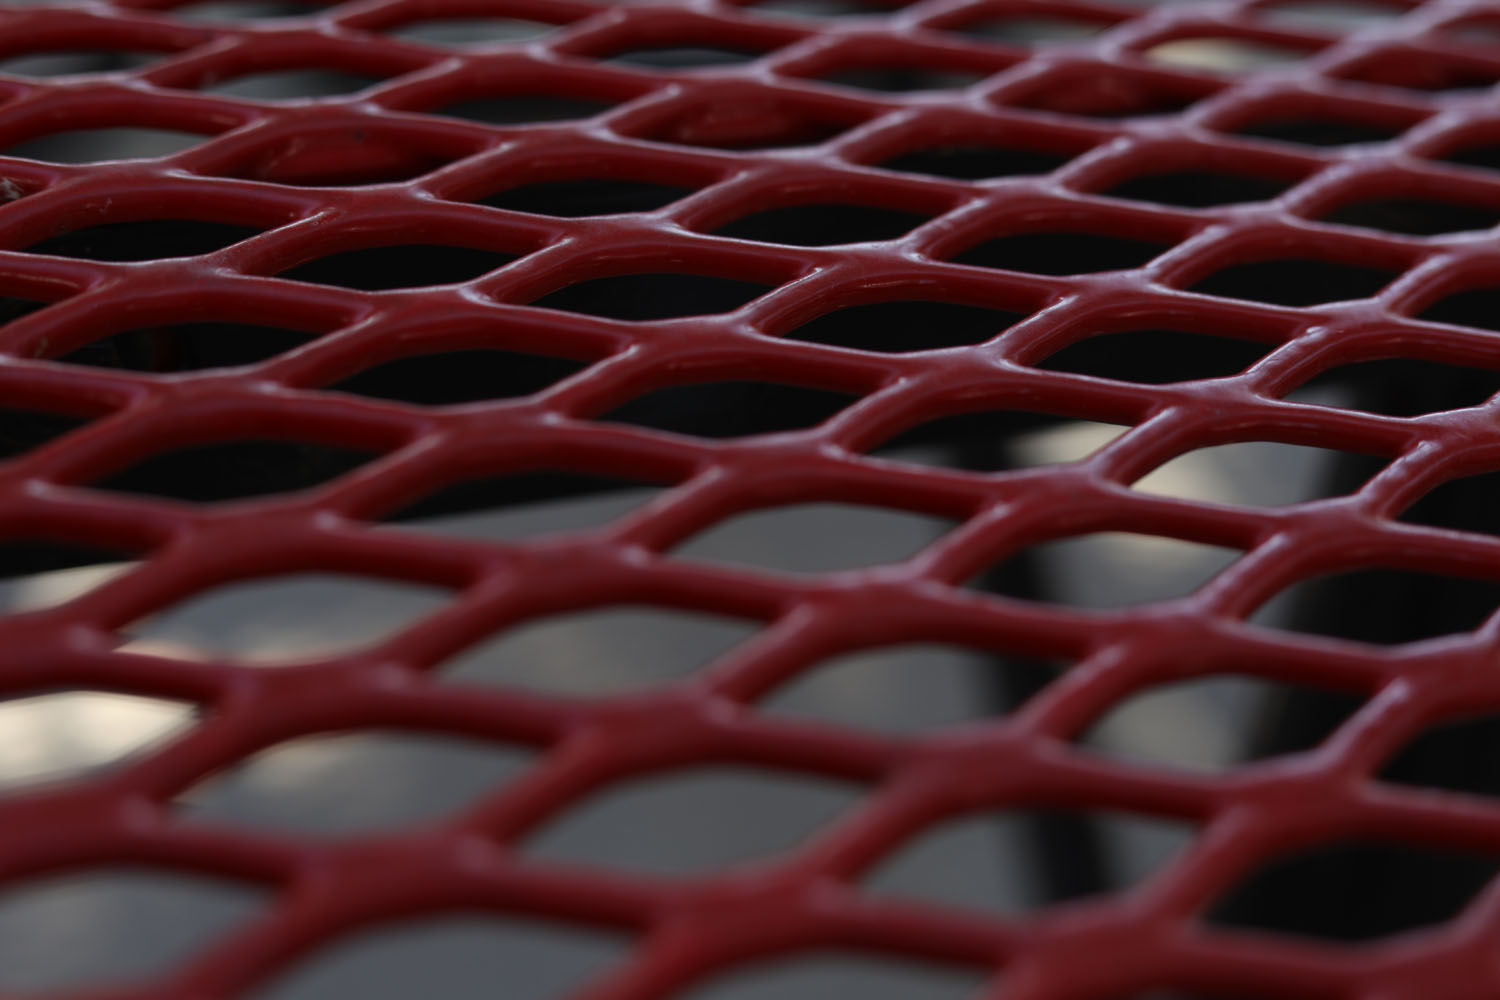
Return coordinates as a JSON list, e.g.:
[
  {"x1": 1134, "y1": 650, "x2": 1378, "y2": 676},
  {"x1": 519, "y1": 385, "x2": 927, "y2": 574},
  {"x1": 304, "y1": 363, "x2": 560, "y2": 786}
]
[
  {"x1": 0, "y1": 177, "x2": 33, "y2": 202},
  {"x1": 2, "y1": 178, "x2": 40, "y2": 202},
  {"x1": 1400, "y1": 468, "x2": 1500, "y2": 538},
  {"x1": 1251, "y1": 568, "x2": 1500, "y2": 644},
  {"x1": 22, "y1": 220, "x2": 262, "y2": 262},
  {"x1": 1379, "y1": 713, "x2": 1500, "y2": 802},
  {"x1": 1317, "y1": 196, "x2": 1500, "y2": 236},
  {"x1": 524, "y1": 766, "x2": 861, "y2": 875},
  {"x1": 1284, "y1": 358, "x2": 1500, "y2": 416},
  {"x1": 875, "y1": 142, "x2": 1073, "y2": 179},
  {"x1": 870, "y1": 412, "x2": 1128, "y2": 471},
  {"x1": 197, "y1": 67, "x2": 390, "y2": 100},
  {"x1": 641, "y1": 96, "x2": 865, "y2": 150},
  {"x1": 1144, "y1": 37, "x2": 1312, "y2": 73},
  {"x1": 1133, "y1": 441, "x2": 1384, "y2": 507},
  {"x1": 952, "y1": 231, "x2": 1172, "y2": 275},
  {"x1": 1080, "y1": 675, "x2": 1363, "y2": 773},
  {"x1": 3, "y1": 127, "x2": 212, "y2": 163},
  {"x1": 711, "y1": 203, "x2": 930, "y2": 247},
  {"x1": 427, "y1": 93, "x2": 618, "y2": 125},
  {"x1": 171, "y1": 0, "x2": 332, "y2": 19},
  {"x1": 811, "y1": 63, "x2": 986, "y2": 93},
  {"x1": 5, "y1": 560, "x2": 139, "y2": 616},
  {"x1": 0, "y1": 692, "x2": 194, "y2": 791},
  {"x1": 441, "y1": 607, "x2": 760, "y2": 696},
  {"x1": 759, "y1": 643, "x2": 1063, "y2": 735},
  {"x1": 1207, "y1": 840, "x2": 1500, "y2": 941},
  {"x1": 1259, "y1": 1, "x2": 1409, "y2": 30},
  {"x1": 0, "y1": 407, "x2": 91, "y2": 460},
  {"x1": 88, "y1": 439, "x2": 378, "y2": 503},
  {"x1": 602, "y1": 44, "x2": 771, "y2": 69},
  {"x1": 673, "y1": 502, "x2": 956, "y2": 574},
  {"x1": 382, "y1": 471, "x2": 673, "y2": 541},
  {"x1": 384, "y1": 16, "x2": 561, "y2": 47},
  {"x1": 0, "y1": 540, "x2": 141, "y2": 613},
  {"x1": 327, "y1": 349, "x2": 588, "y2": 405},
  {"x1": 1228, "y1": 113, "x2": 1407, "y2": 147},
  {"x1": 276, "y1": 244, "x2": 518, "y2": 290},
  {"x1": 865, "y1": 808, "x2": 1195, "y2": 913},
  {"x1": 1419, "y1": 286, "x2": 1500, "y2": 332},
  {"x1": 1036, "y1": 329, "x2": 1273, "y2": 383},
  {"x1": 178, "y1": 730, "x2": 532, "y2": 835},
  {"x1": 600, "y1": 381, "x2": 857, "y2": 438},
  {"x1": 947, "y1": 14, "x2": 1110, "y2": 44},
  {"x1": 0, "y1": 49, "x2": 168, "y2": 77},
  {"x1": 124, "y1": 573, "x2": 451, "y2": 663},
  {"x1": 979, "y1": 533, "x2": 1242, "y2": 609},
  {"x1": 1340, "y1": 55, "x2": 1500, "y2": 93},
  {"x1": 1102, "y1": 170, "x2": 1296, "y2": 207},
  {"x1": 255, "y1": 915, "x2": 629, "y2": 1000},
  {"x1": 0, "y1": 293, "x2": 48, "y2": 326},
  {"x1": 1188, "y1": 258, "x2": 1397, "y2": 306},
  {"x1": 58, "y1": 322, "x2": 320, "y2": 372},
  {"x1": 531, "y1": 273, "x2": 773, "y2": 321},
  {"x1": 1434, "y1": 139, "x2": 1500, "y2": 174},
  {"x1": 0, "y1": 868, "x2": 266, "y2": 993},
  {"x1": 780, "y1": 300, "x2": 1024, "y2": 352},
  {"x1": 480, "y1": 178, "x2": 698, "y2": 216},
  {"x1": 747, "y1": 0, "x2": 913, "y2": 18},
  {"x1": 677, "y1": 954, "x2": 990, "y2": 1000}
]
